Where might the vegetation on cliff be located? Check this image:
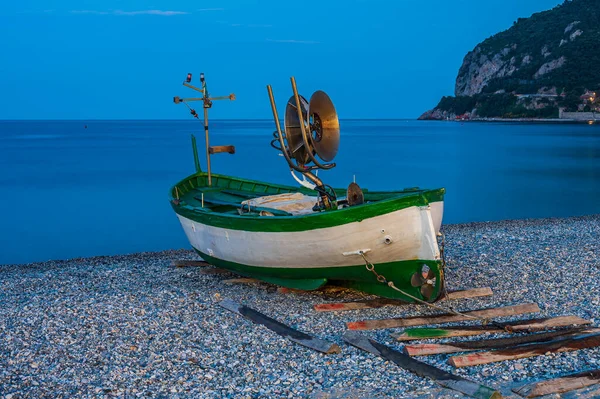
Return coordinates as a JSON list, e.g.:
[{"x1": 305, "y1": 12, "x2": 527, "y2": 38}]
[{"x1": 435, "y1": 94, "x2": 560, "y2": 118}]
